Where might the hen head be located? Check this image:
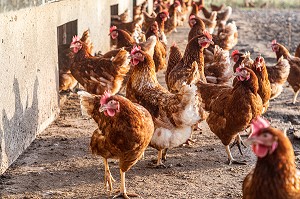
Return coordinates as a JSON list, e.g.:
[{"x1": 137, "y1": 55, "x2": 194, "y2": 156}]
[
  {"x1": 99, "y1": 91, "x2": 120, "y2": 117},
  {"x1": 159, "y1": 11, "x2": 169, "y2": 21},
  {"x1": 253, "y1": 55, "x2": 265, "y2": 72},
  {"x1": 189, "y1": 15, "x2": 197, "y2": 27},
  {"x1": 174, "y1": 1, "x2": 182, "y2": 12},
  {"x1": 245, "y1": 117, "x2": 280, "y2": 158},
  {"x1": 109, "y1": 26, "x2": 118, "y2": 39},
  {"x1": 198, "y1": 30, "x2": 213, "y2": 48},
  {"x1": 130, "y1": 46, "x2": 145, "y2": 66},
  {"x1": 150, "y1": 21, "x2": 159, "y2": 34},
  {"x1": 271, "y1": 40, "x2": 279, "y2": 52},
  {"x1": 234, "y1": 65, "x2": 250, "y2": 81},
  {"x1": 70, "y1": 35, "x2": 82, "y2": 53},
  {"x1": 231, "y1": 50, "x2": 241, "y2": 62}
]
